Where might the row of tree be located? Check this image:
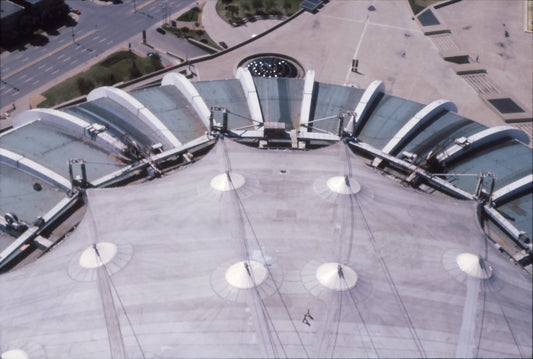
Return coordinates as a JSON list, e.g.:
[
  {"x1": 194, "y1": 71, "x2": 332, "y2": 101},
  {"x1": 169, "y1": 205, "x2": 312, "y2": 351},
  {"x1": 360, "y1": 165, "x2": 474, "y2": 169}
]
[{"x1": 1, "y1": 0, "x2": 70, "y2": 46}]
